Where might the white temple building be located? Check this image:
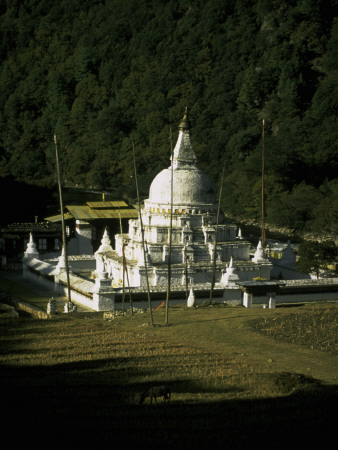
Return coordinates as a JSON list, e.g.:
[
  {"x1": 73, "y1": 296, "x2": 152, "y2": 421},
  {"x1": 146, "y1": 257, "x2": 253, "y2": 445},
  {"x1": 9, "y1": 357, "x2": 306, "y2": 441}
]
[
  {"x1": 21, "y1": 109, "x2": 338, "y2": 311},
  {"x1": 94, "y1": 109, "x2": 272, "y2": 298}
]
